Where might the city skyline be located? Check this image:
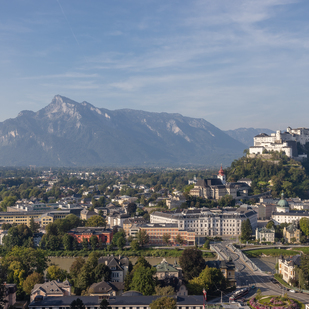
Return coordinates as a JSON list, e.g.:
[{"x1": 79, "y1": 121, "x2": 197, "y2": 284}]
[{"x1": 1, "y1": 0, "x2": 309, "y2": 130}]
